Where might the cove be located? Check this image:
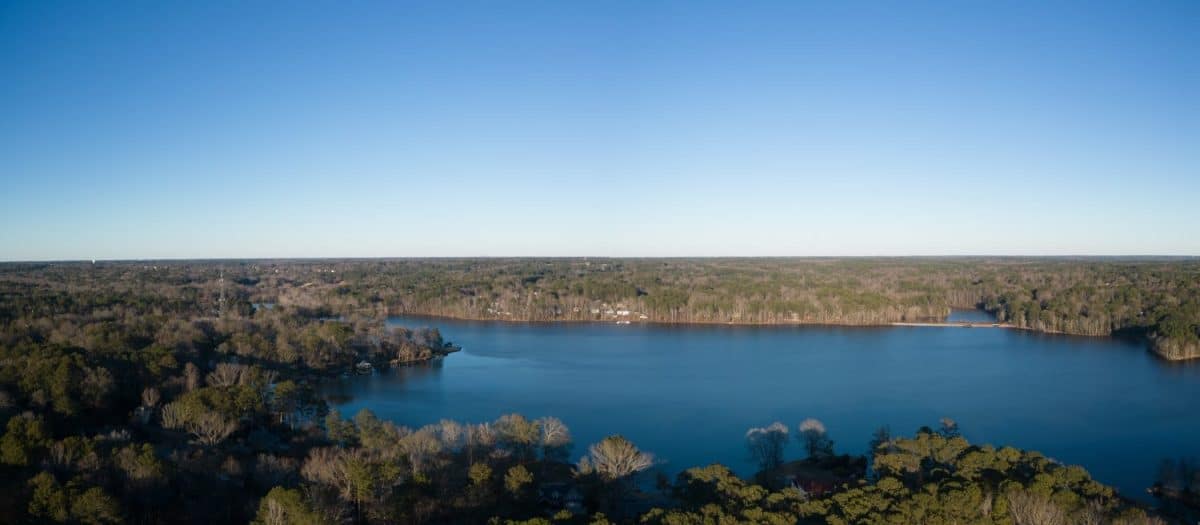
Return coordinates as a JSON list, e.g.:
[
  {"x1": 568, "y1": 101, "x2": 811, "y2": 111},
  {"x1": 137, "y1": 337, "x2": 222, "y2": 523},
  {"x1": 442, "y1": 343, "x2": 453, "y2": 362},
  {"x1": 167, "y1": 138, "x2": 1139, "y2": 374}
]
[{"x1": 321, "y1": 312, "x2": 1200, "y2": 501}]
